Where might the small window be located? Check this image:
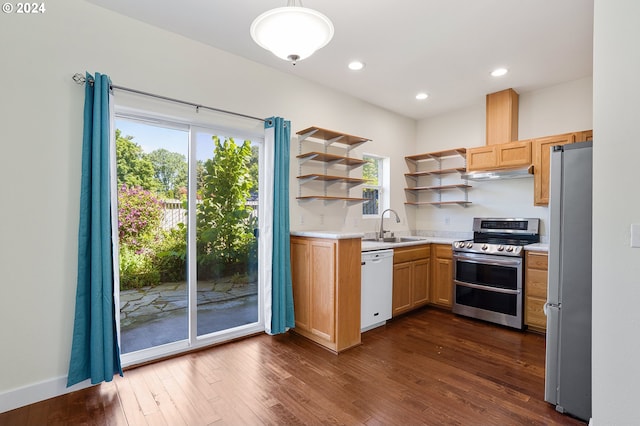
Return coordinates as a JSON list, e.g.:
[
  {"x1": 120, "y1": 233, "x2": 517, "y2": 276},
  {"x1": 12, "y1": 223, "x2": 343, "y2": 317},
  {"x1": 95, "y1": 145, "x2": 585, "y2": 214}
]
[{"x1": 362, "y1": 154, "x2": 389, "y2": 217}]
